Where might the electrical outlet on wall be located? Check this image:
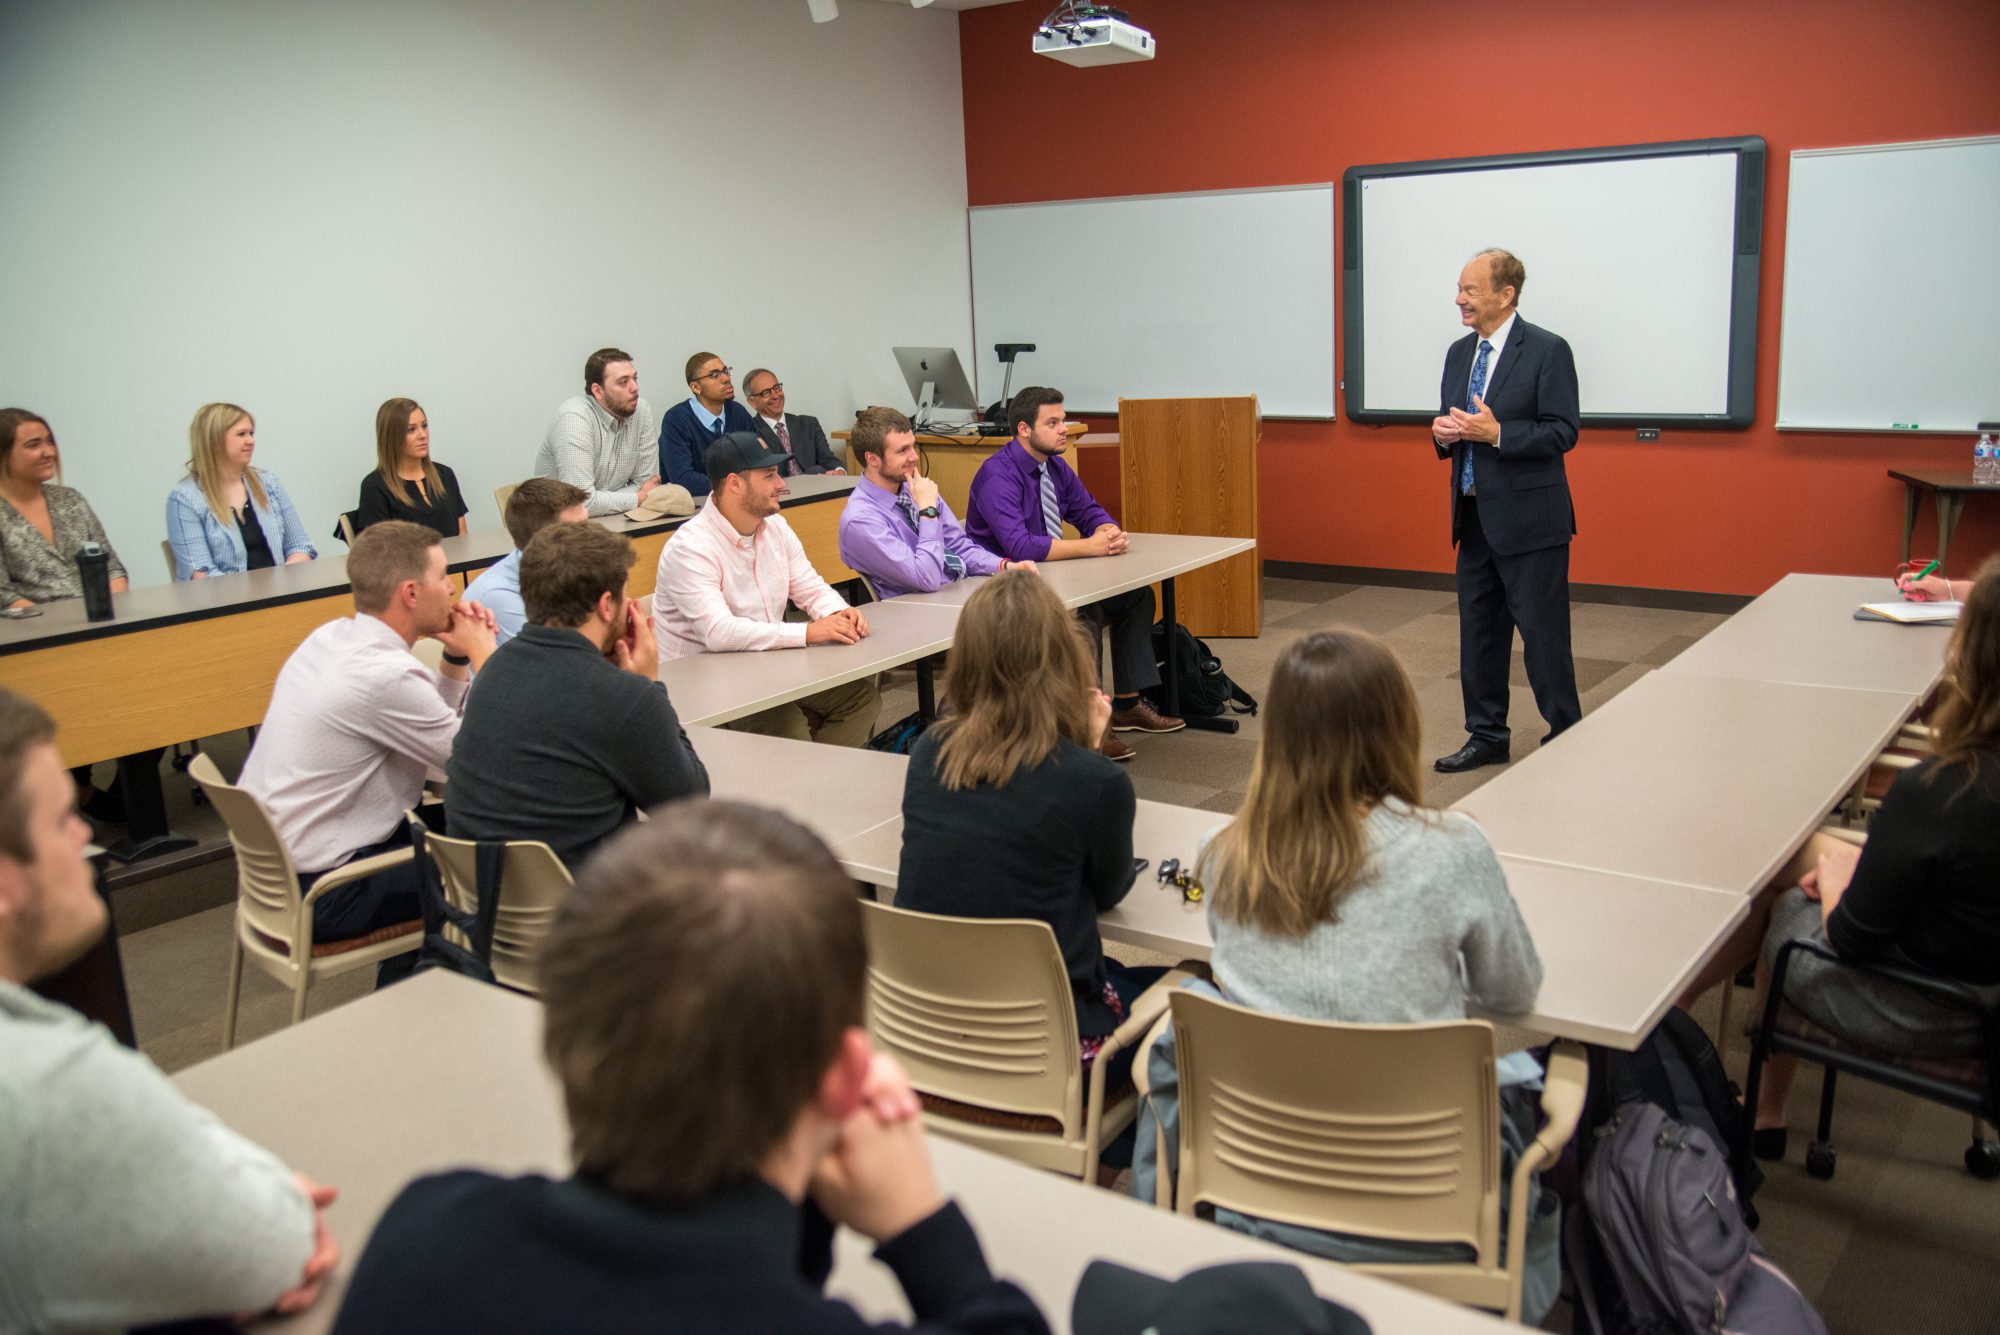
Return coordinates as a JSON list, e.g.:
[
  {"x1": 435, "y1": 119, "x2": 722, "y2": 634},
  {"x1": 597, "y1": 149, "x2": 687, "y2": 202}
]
[{"x1": 1635, "y1": 427, "x2": 1661, "y2": 441}]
